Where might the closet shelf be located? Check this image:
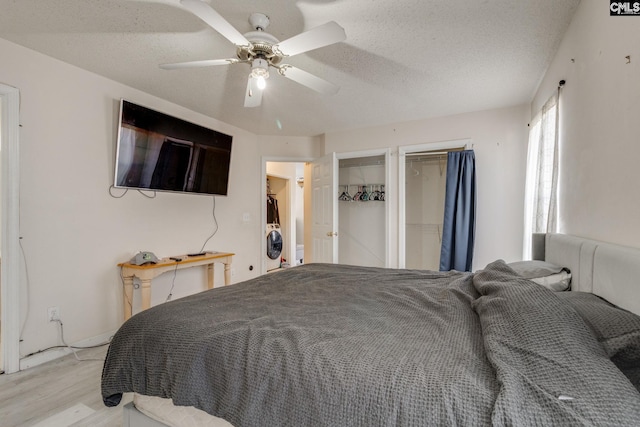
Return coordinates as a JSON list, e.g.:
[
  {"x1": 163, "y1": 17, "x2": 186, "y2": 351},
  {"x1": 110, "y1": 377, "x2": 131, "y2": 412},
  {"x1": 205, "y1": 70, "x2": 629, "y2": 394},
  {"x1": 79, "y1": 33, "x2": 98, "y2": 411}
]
[
  {"x1": 406, "y1": 223, "x2": 442, "y2": 230},
  {"x1": 339, "y1": 183, "x2": 385, "y2": 186}
]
